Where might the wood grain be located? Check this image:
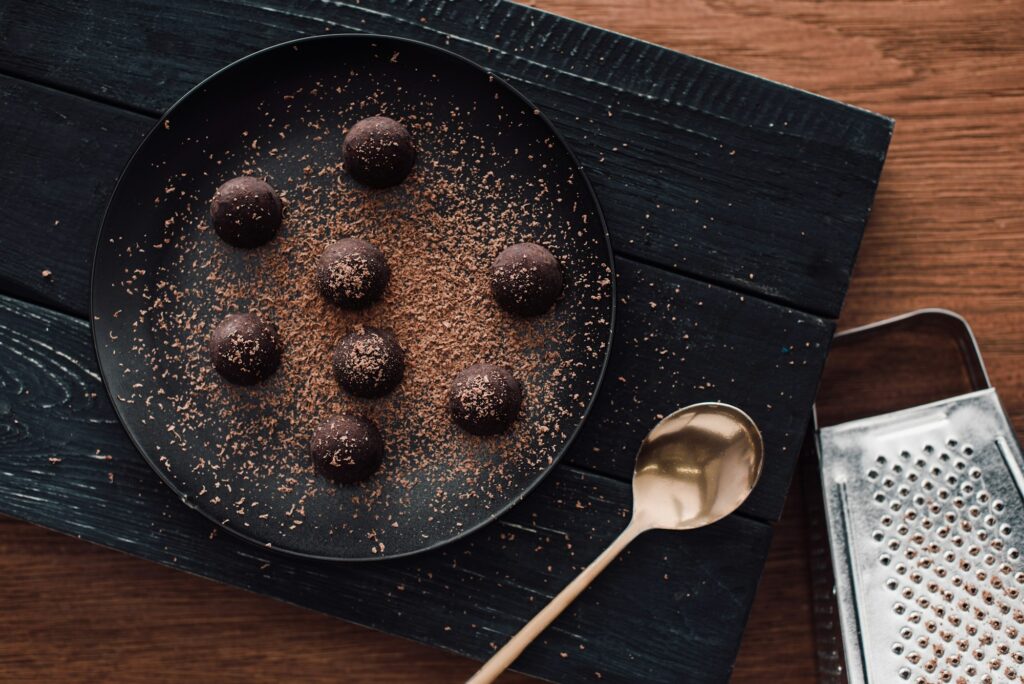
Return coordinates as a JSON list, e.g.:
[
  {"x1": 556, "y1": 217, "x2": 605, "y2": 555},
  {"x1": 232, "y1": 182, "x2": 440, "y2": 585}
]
[
  {"x1": 0, "y1": 295, "x2": 774, "y2": 683},
  {"x1": 0, "y1": 71, "x2": 837, "y2": 522},
  {"x1": 0, "y1": 0, "x2": 889, "y2": 319},
  {"x1": 1, "y1": 0, "x2": 1017, "y2": 682}
]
